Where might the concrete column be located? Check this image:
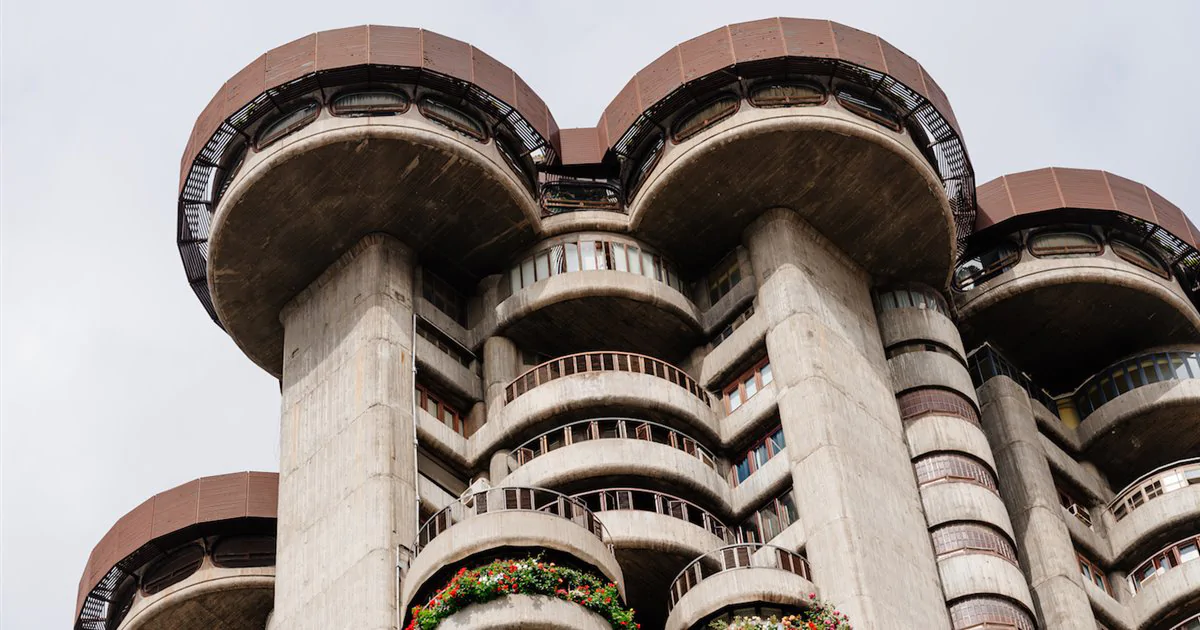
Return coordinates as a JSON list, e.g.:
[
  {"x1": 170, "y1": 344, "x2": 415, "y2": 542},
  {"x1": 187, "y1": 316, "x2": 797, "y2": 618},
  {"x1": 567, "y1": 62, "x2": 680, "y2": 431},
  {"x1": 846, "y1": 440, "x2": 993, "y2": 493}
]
[
  {"x1": 978, "y1": 377, "x2": 1097, "y2": 629},
  {"x1": 483, "y1": 336, "x2": 519, "y2": 420},
  {"x1": 743, "y1": 209, "x2": 950, "y2": 630},
  {"x1": 272, "y1": 234, "x2": 418, "y2": 630}
]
